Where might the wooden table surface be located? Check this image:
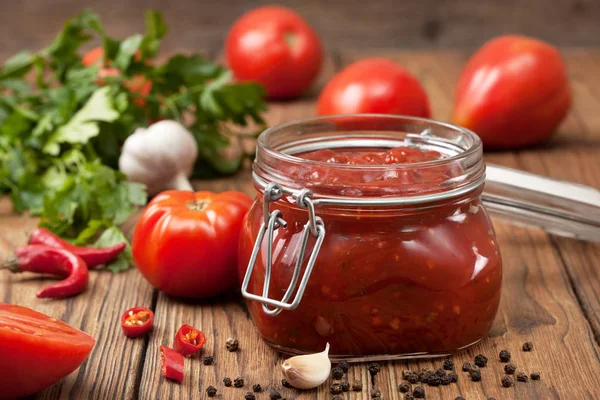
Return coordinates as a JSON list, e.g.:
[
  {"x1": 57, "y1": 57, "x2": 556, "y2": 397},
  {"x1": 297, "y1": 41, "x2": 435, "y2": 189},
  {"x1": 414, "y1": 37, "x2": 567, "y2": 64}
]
[{"x1": 1, "y1": 49, "x2": 600, "y2": 400}]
